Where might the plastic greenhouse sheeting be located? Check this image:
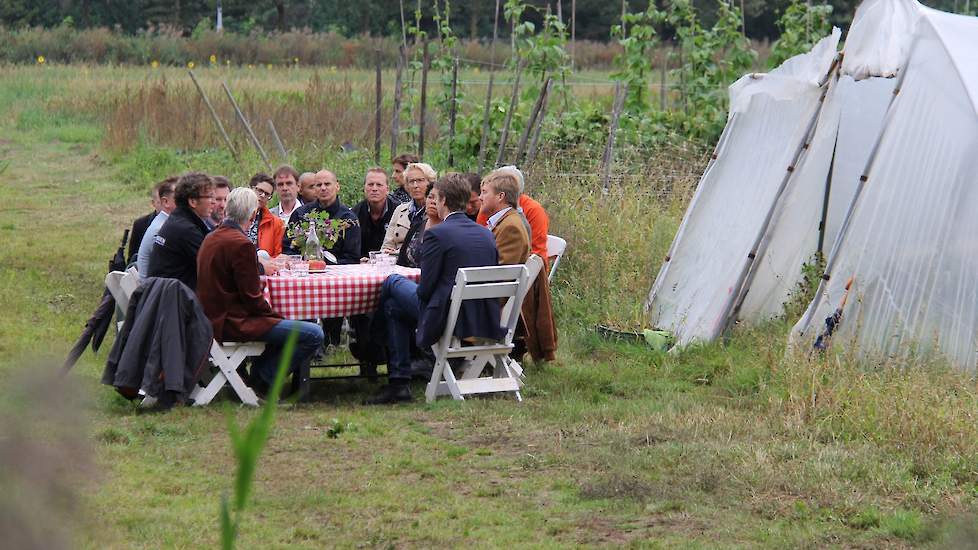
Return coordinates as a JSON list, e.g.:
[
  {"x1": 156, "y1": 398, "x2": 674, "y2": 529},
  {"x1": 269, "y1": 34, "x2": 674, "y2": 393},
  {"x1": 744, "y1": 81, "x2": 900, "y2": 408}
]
[
  {"x1": 645, "y1": 32, "x2": 839, "y2": 346},
  {"x1": 792, "y1": 9, "x2": 978, "y2": 371},
  {"x1": 735, "y1": 75, "x2": 896, "y2": 322}
]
